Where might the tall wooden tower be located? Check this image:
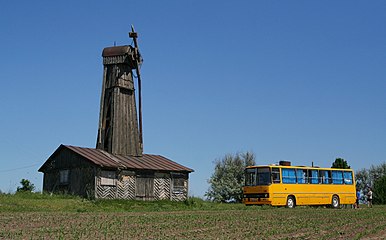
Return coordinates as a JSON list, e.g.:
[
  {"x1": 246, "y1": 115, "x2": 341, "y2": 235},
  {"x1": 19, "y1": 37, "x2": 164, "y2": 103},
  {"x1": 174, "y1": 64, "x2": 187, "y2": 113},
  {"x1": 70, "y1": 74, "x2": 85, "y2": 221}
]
[
  {"x1": 40, "y1": 27, "x2": 194, "y2": 201},
  {"x1": 96, "y1": 28, "x2": 143, "y2": 156}
]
